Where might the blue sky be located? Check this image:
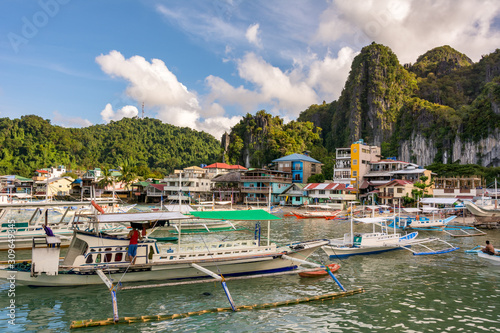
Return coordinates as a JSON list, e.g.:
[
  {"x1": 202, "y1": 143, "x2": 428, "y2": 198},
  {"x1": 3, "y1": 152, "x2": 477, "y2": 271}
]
[{"x1": 1, "y1": 0, "x2": 500, "y2": 139}]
